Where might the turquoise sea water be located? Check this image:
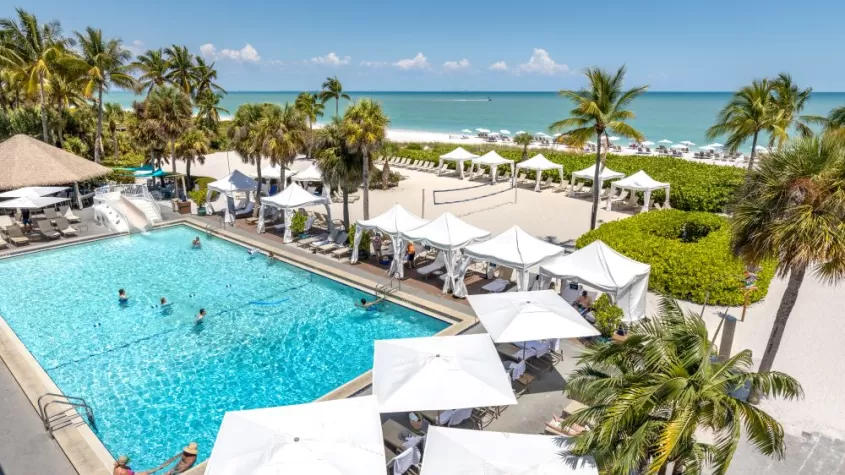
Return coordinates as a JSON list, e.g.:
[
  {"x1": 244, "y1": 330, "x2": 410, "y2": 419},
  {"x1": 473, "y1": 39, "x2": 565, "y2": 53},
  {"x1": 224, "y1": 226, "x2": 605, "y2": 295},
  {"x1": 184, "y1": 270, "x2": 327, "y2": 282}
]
[
  {"x1": 0, "y1": 225, "x2": 446, "y2": 469},
  {"x1": 105, "y1": 91, "x2": 845, "y2": 150}
]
